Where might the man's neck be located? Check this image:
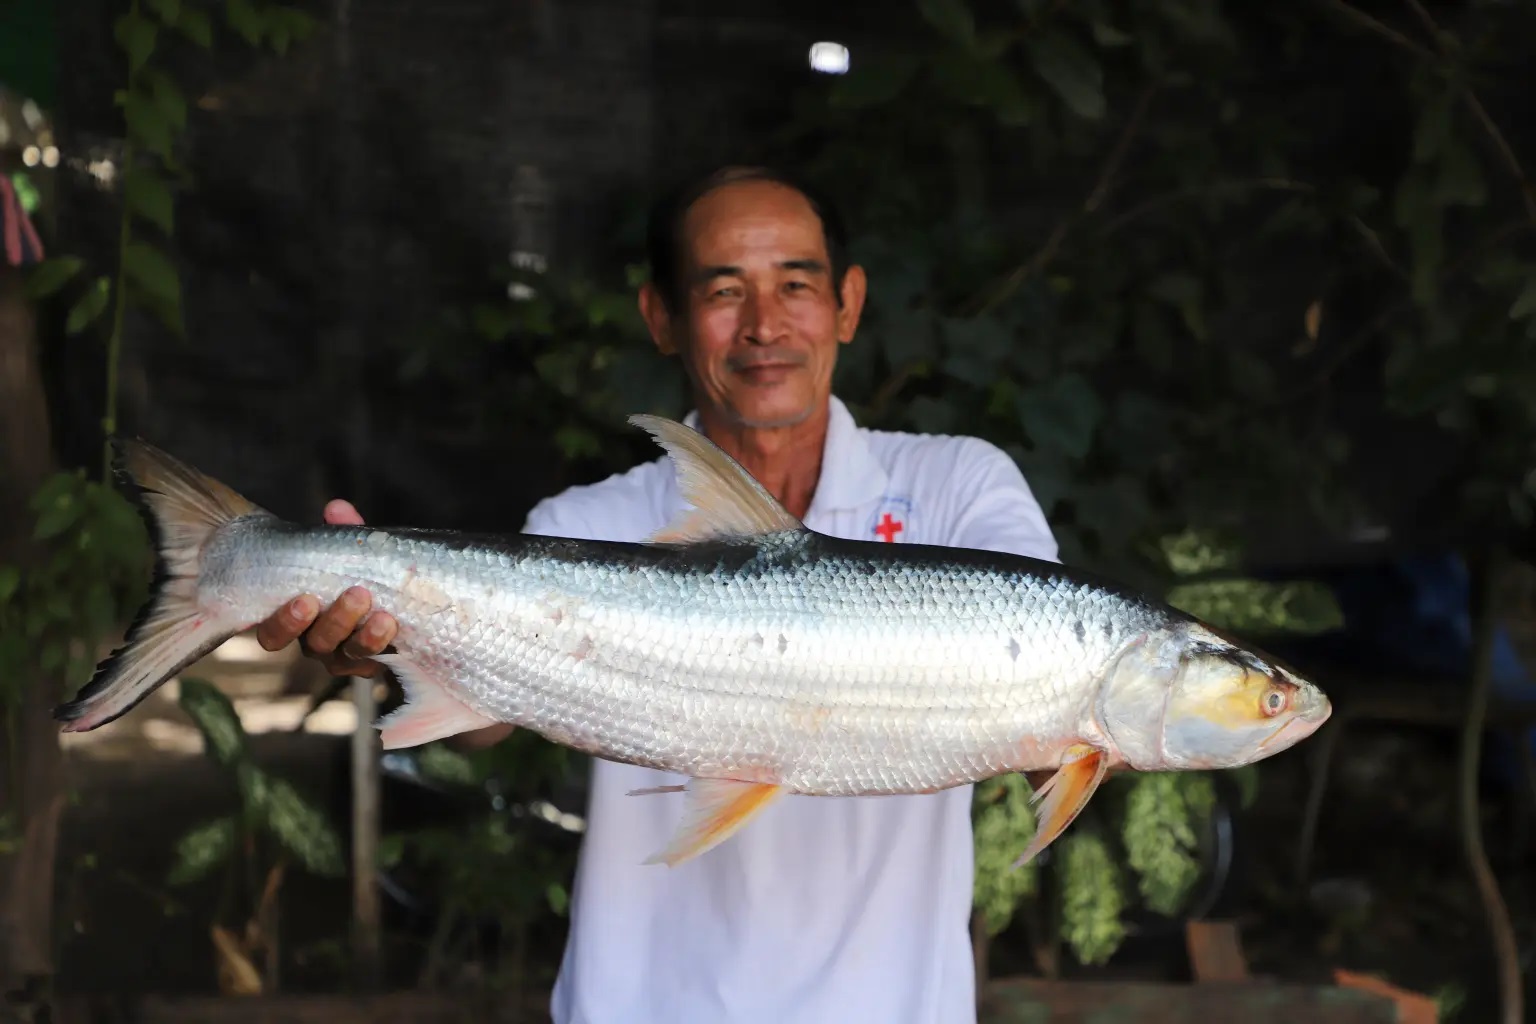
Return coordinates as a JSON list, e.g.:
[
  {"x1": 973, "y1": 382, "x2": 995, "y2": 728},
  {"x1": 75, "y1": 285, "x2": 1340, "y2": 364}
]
[{"x1": 695, "y1": 403, "x2": 828, "y2": 520}]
